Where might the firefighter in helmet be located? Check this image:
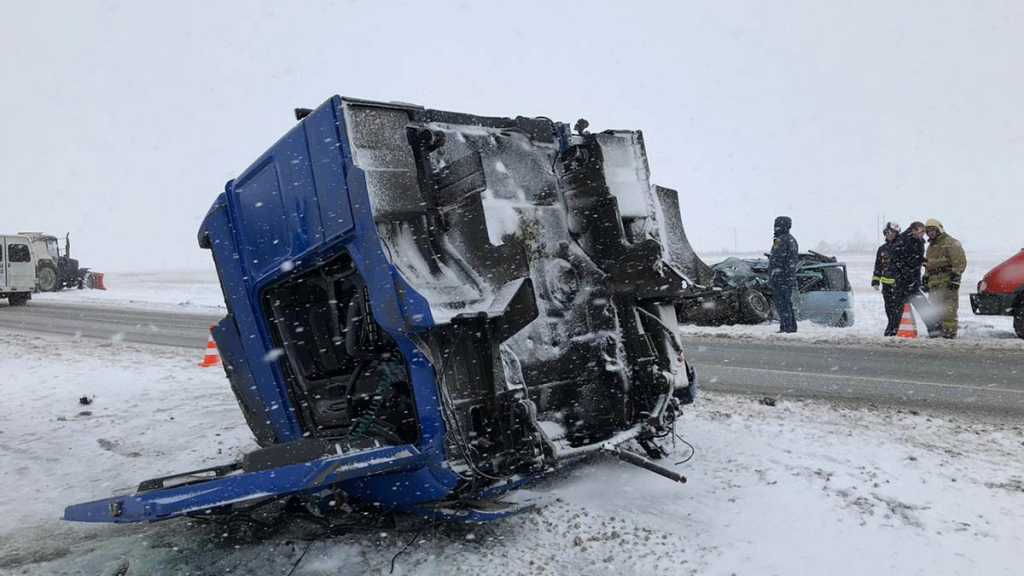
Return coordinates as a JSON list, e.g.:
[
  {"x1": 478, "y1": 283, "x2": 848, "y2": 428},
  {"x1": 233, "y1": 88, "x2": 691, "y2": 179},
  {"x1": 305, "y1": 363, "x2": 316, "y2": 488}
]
[
  {"x1": 872, "y1": 222, "x2": 901, "y2": 336},
  {"x1": 923, "y1": 219, "x2": 967, "y2": 338}
]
